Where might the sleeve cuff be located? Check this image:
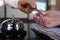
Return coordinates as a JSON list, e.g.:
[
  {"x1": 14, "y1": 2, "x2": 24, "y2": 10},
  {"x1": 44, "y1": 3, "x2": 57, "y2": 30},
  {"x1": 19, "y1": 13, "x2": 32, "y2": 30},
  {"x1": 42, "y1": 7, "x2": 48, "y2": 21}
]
[{"x1": 3, "y1": 0, "x2": 18, "y2": 8}]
